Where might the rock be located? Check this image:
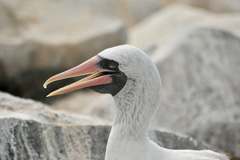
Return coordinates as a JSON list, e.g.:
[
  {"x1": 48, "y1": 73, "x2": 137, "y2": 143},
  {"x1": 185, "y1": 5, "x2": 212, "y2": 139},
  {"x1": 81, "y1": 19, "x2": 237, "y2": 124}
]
[
  {"x1": 130, "y1": 5, "x2": 240, "y2": 53},
  {"x1": 0, "y1": 2, "x2": 19, "y2": 37},
  {"x1": 130, "y1": 8, "x2": 240, "y2": 157},
  {"x1": 0, "y1": 0, "x2": 160, "y2": 30},
  {"x1": 152, "y1": 27, "x2": 240, "y2": 157},
  {"x1": 0, "y1": 91, "x2": 107, "y2": 125},
  {"x1": 0, "y1": 0, "x2": 127, "y2": 78},
  {"x1": 160, "y1": 0, "x2": 240, "y2": 12},
  {"x1": 53, "y1": 91, "x2": 114, "y2": 122},
  {"x1": 0, "y1": 120, "x2": 211, "y2": 160},
  {"x1": 69, "y1": 0, "x2": 161, "y2": 27},
  {"x1": 189, "y1": 115, "x2": 240, "y2": 159},
  {"x1": 0, "y1": 91, "x2": 211, "y2": 159},
  {"x1": 0, "y1": 0, "x2": 127, "y2": 101}
]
